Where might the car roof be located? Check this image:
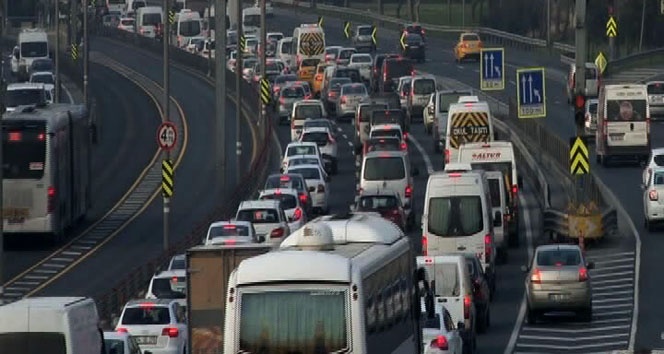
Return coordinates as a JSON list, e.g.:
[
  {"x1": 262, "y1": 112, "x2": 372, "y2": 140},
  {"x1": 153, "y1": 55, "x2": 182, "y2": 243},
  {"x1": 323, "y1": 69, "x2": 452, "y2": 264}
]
[
  {"x1": 371, "y1": 123, "x2": 402, "y2": 131},
  {"x1": 125, "y1": 299, "x2": 176, "y2": 307},
  {"x1": 287, "y1": 141, "x2": 317, "y2": 148},
  {"x1": 7, "y1": 83, "x2": 44, "y2": 90},
  {"x1": 268, "y1": 173, "x2": 305, "y2": 180},
  {"x1": 359, "y1": 189, "x2": 400, "y2": 198},
  {"x1": 260, "y1": 188, "x2": 299, "y2": 197},
  {"x1": 651, "y1": 147, "x2": 664, "y2": 155},
  {"x1": 536, "y1": 244, "x2": 582, "y2": 252},
  {"x1": 288, "y1": 164, "x2": 322, "y2": 171},
  {"x1": 153, "y1": 269, "x2": 185, "y2": 278},
  {"x1": 170, "y1": 254, "x2": 185, "y2": 261},
  {"x1": 364, "y1": 150, "x2": 406, "y2": 159},
  {"x1": 302, "y1": 127, "x2": 331, "y2": 134},
  {"x1": 31, "y1": 71, "x2": 53, "y2": 76},
  {"x1": 239, "y1": 199, "x2": 281, "y2": 209},
  {"x1": 209, "y1": 220, "x2": 253, "y2": 228},
  {"x1": 341, "y1": 83, "x2": 366, "y2": 89},
  {"x1": 461, "y1": 32, "x2": 479, "y2": 37},
  {"x1": 294, "y1": 99, "x2": 323, "y2": 105}
]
